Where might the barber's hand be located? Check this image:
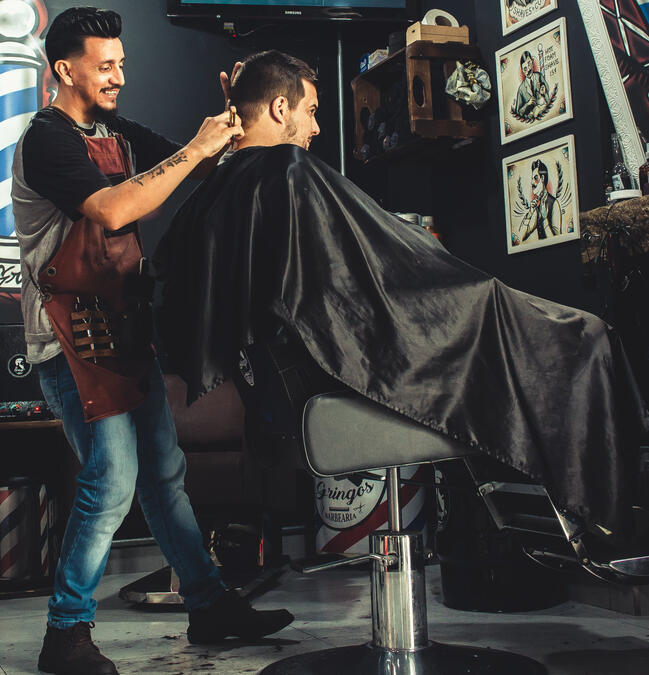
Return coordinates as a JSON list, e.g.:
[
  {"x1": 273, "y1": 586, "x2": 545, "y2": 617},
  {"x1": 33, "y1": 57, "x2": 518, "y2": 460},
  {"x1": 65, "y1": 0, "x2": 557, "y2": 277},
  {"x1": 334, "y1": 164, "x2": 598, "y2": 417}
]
[
  {"x1": 219, "y1": 61, "x2": 243, "y2": 108},
  {"x1": 188, "y1": 109, "x2": 244, "y2": 160}
]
